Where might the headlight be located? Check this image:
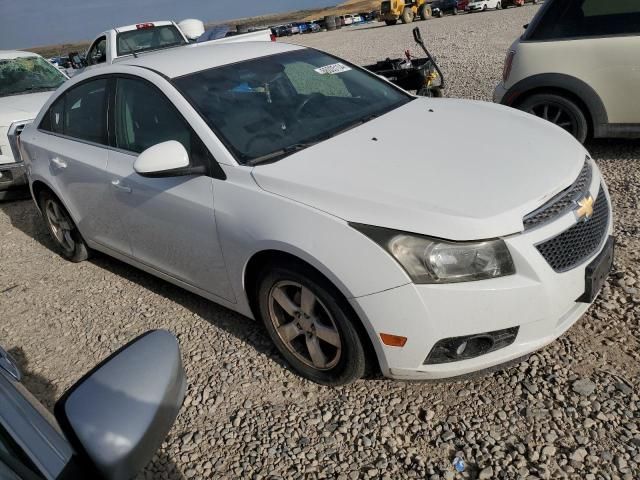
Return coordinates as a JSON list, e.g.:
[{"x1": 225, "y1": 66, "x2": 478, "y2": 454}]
[{"x1": 351, "y1": 223, "x2": 515, "y2": 284}]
